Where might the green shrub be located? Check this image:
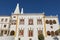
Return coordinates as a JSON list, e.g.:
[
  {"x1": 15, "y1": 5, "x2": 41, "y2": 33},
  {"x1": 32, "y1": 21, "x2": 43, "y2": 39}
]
[{"x1": 38, "y1": 34, "x2": 44, "y2": 40}]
